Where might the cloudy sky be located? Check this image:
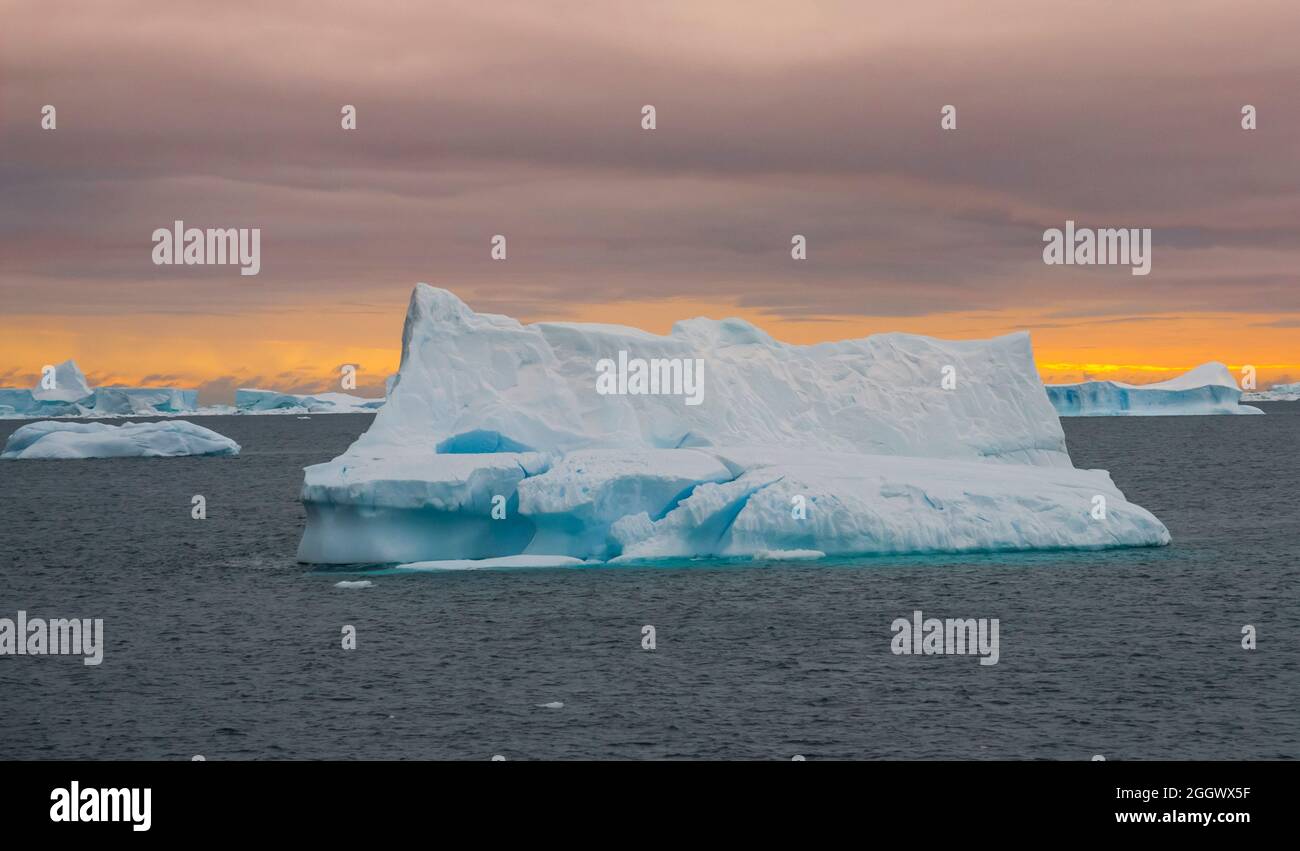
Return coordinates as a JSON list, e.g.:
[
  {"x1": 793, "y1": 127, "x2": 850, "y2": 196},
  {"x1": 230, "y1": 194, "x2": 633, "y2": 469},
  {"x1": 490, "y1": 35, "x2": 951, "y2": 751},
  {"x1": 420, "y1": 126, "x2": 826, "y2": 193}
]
[{"x1": 3, "y1": 0, "x2": 1298, "y2": 400}]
